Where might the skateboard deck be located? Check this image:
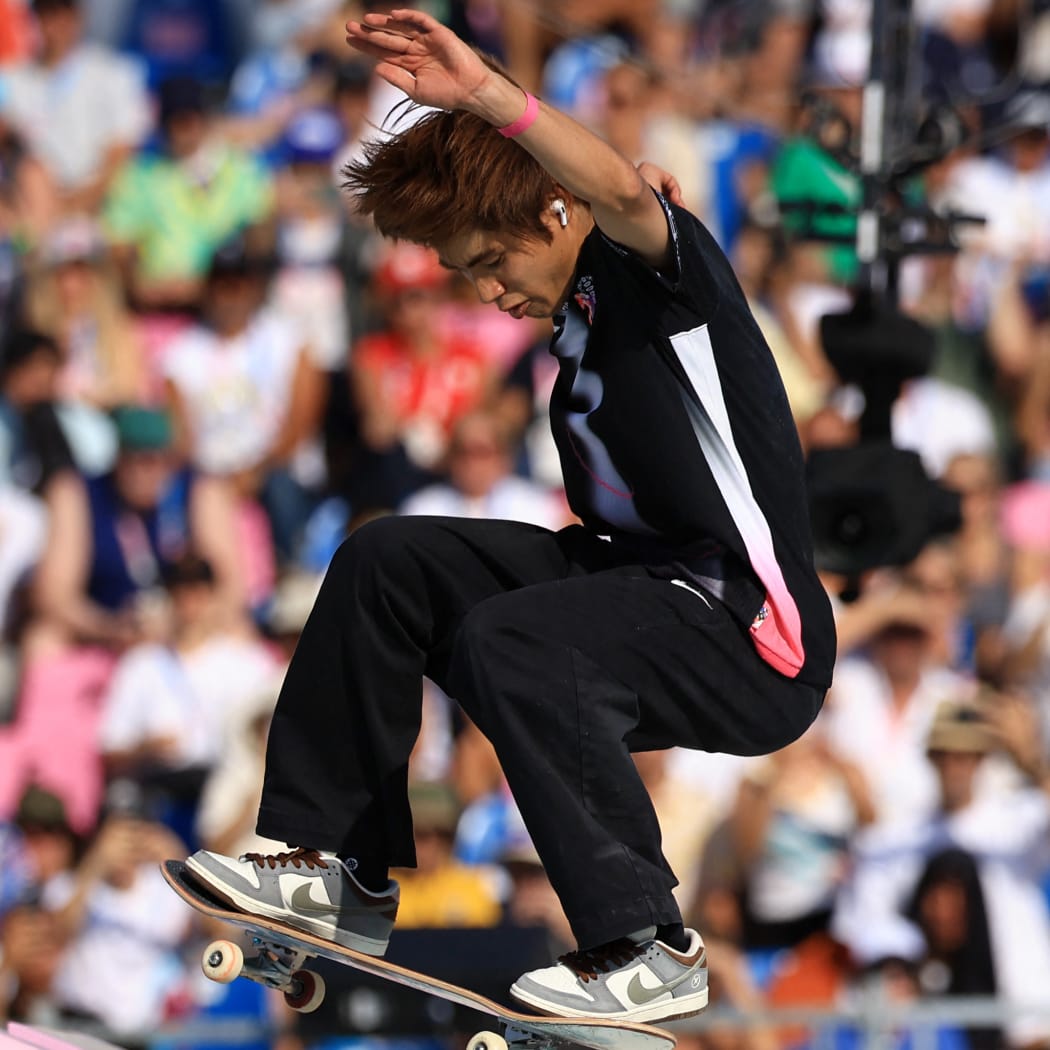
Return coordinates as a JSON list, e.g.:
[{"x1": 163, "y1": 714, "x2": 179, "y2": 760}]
[{"x1": 163, "y1": 860, "x2": 677, "y2": 1050}]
